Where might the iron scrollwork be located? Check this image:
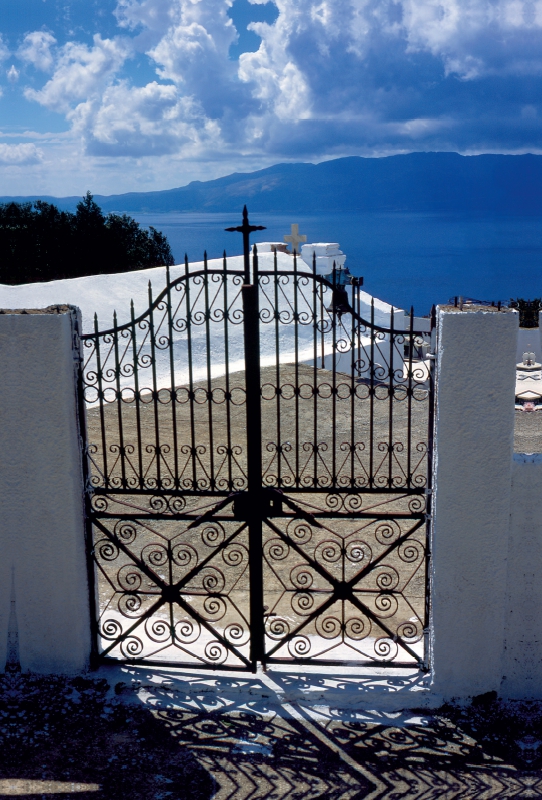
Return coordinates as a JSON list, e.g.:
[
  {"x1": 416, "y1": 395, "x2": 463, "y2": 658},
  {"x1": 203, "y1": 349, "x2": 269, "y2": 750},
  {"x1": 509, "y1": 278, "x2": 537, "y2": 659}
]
[{"x1": 80, "y1": 209, "x2": 435, "y2": 671}]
